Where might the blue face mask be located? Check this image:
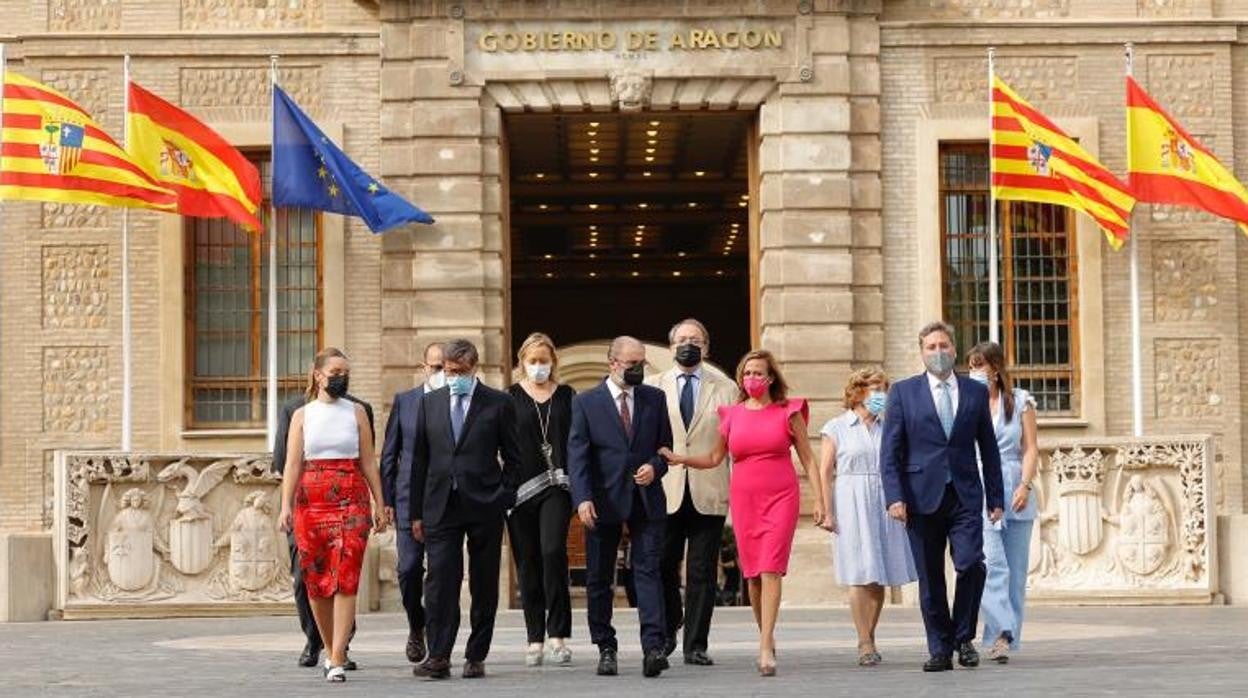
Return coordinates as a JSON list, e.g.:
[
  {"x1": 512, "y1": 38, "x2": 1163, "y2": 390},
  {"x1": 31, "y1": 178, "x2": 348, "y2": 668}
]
[
  {"x1": 968, "y1": 370, "x2": 991, "y2": 386},
  {"x1": 864, "y1": 391, "x2": 888, "y2": 416},
  {"x1": 447, "y1": 375, "x2": 474, "y2": 396}
]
